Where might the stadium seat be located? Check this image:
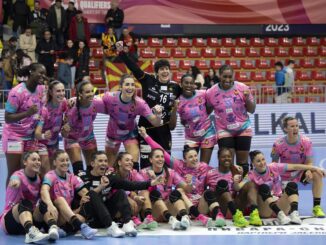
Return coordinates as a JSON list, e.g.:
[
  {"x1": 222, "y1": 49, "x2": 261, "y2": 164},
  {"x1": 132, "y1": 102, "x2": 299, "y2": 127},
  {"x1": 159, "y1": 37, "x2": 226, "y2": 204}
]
[
  {"x1": 156, "y1": 48, "x2": 170, "y2": 58},
  {"x1": 309, "y1": 85, "x2": 323, "y2": 94},
  {"x1": 162, "y1": 37, "x2": 177, "y2": 47},
  {"x1": 202, "y1": 47, "x2": 215, "y2": 58},
  {"x1": 275, "y1": 47, "x2": 289, "y2": 57},
  {"x1": 207, "y1": 37, "x2": 220, "y2": 47},
  {"x1": 92, "y1": 47, "x2": 104, "y2": 58},
  {"x1": 186, "y1": 48, "x2": 201, "y2": 58},
  {"x1": 306, "y1": 37, "x2": 319, "y2": 46},
  {"x1": 138, "y1": 38, "x2": 146, "y2": 48},
  {"x1": 261, "y1": 47, "x2": 274, "y2": 57},
  {"x1": 251, "y1": 71, "x2": 266, "y2": 81},
  {"x1": 294, "y1": 85, "x2": 306, "y2": 94},
  {"x1": 262, "y1": 86, "x2": 275, "y2": 95},
  {"x1": 256, "y1": 59, "x2": 270, "y2": 69},
  {"x1": 232, "y1": 47, "x2": 246, "y2": 57},
  {"x1": 289, "y1": 47, "x2": 303, "y2": 57},
  {"x1": 304, "y1": 47, "x2": 318, "y2": 56},
  {"x1": 236, "y1": 37, "x2": 249, "y2": 47},
  {"x1": 291, "y1": 97, "x2": 302, "y2": 103},
  {"x1": 89, "y1": 59, "x2": 97, "y2": 71},
  {"x1": 269, "y1": 59, "x2": 276, "y2": 67},
  {"x1": 292, "y1": 37, "x2": 305, "y2": 46},
  {"x1": 178, "y1": 37, "x2": 192, "y2": 47},
  {"x1": 300, "y1": 59, "x2": 314, "y2": 68},
  {"x1": 264, "y1": 37, "x2": 278, "y2": 46},
  {"x1": 221, "y1": 38, "x2": 234, "y2": 47},
  {"x1": 90, "y1": 73, "x2": 104, "y2": 85},
  {"x1": 305, "y1": 97, "x2": 325, "y2": 103},
  {"x1": 321, "y1": 37, "x2": 326, "y2": 46},
  {"x1": 246, "y1": 47, "x2": 260, "y2": 57},
  {"x1": 311, "y1": 71, "x2": 326, "y2": 81},
  {"x1": 171, "y1": 48, "x2": 186, "y2": 58},
  {"x1": 148, "y1": 37, "x2": 161, "y2": 47},
  {"x1": 316, "y1": 58, "x2": 326, "y2": 68},
  {"x1": 266, "y1": 71, "x2": 275, "y2": 81},
  {"x1": 210, "y1": 60, "x2": 223, "y2": 69},
  {"x1": 319, "y1": 46, "x2": 326, "y2": 56},
  {"x1": 279, "y1": 37, "x2": 291, "y2": 46},
  {"x1": 89, "y1": 38, "x2": 100, "y2": 47},
  {"x1": 167, "y1": 59, "x2": 178, "y2": 70},
  {"x1": 250, "y1": 37, "x2": 264, "y2": 47},
  {"x1": 172, "y1": 71, "x2": 184, "y2": 82},
  {"x1": 179, "y1": 60, "x2": 192, "y2": 70},
  {"x1": 240, "y1": 59, "x2": 255, "y2": 69},
  {"x1": 194, "y1": 60, "x2": 209, "y2": 70},
  {"x1": 216, "y1": 48, "x2": 231, "y2": 57},
  {"x1": 235, "y1": 71, "x2": 250, "y2": 82},
  {"x1": 140, "y1": 48, "x2": 155, "y2": 58},
  {"x1": 193, "y1": 38, "x2": 206, "y2": 47},
  {"x1": 225, "y1": 60, "x2": 240, "y2": 69},
  {"x1": 296, "y1": 71, "x2": 311, "y2": 81}
]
